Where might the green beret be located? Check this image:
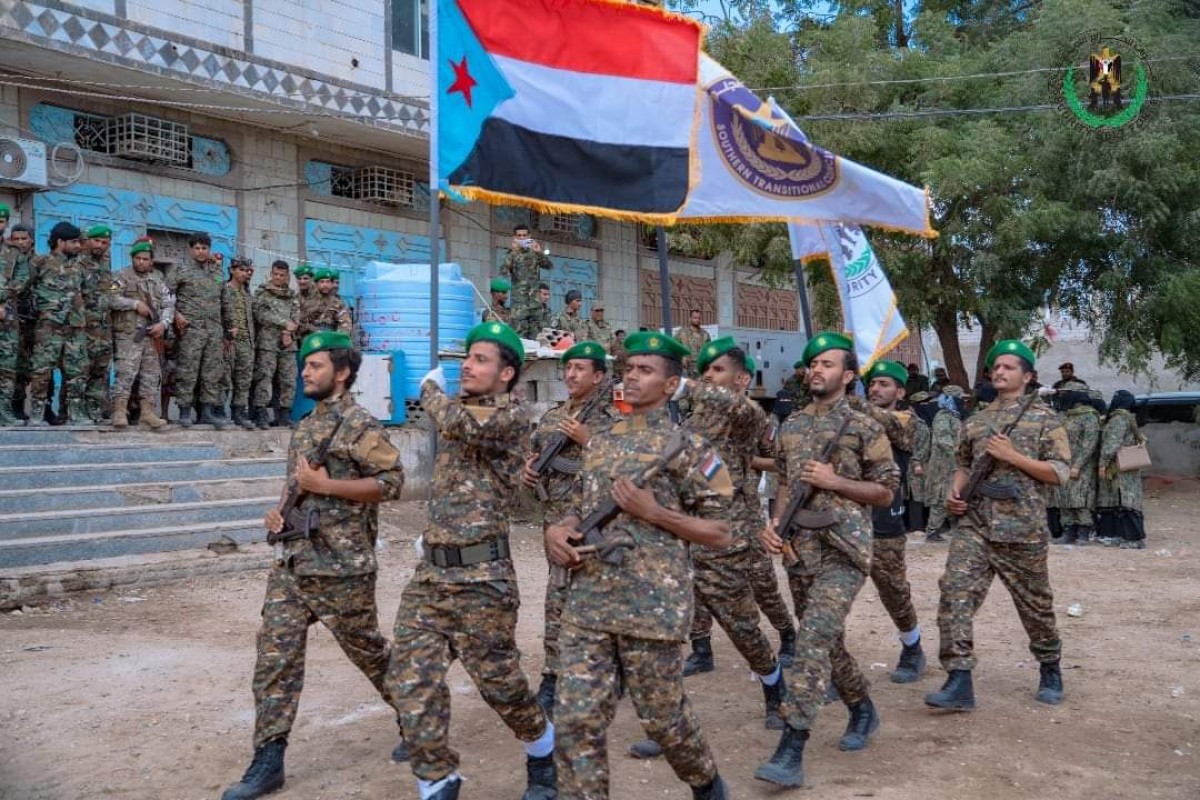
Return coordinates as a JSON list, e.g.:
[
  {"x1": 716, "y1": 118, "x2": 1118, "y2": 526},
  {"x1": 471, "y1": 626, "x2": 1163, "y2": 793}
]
[
  {"x1": 129, "y1": 240, "x2": 154, "y2": 256},
  {"x1": 313, "y1": 267, "x2": 338, "y2": 281},
  {"x1": 744, "y1": 355, "x2": 757, "y2": 374},
  {"x1": 293, "y1": 263, "x2": 313, "y2": 277},
  {"x1": 792, "y1": 359, "x2": 806, "y2": 370},
  {"x1": 909, "y1": 391, "x2": 931, "y2": 403},
  {"x1": 0, "y1": 203, "x2": 9, "y2": 219},
  {"x1": 85, "y1": 224, "x2": 112, "y2": 239},
  {"x1": 466, "y1": 320, "x2": 525, "y2": 361},
  {"x1": 490, "y1": 277, "x2": 511, "y2": 293},
  {"x1": 866, "y1": 360, "x2": 907, "y2": 387},
  {"x1": 801, "y1": 331, "x2": 854, "y2": 366},
  {"x1": 299, "y1": 330, "x2": 353, "y2": 360},
  {"x1": 697, "y1": 336, "x2": 740, "y2": 375},
  {"x1": 985, "y1": 339, "x2": 1036, "y2": 369},
  {"x1": 622, "y1": 331, "x2": 690, "y2": 362},
  {"x1": 561, "y1": 340, "x2": 607, "y2": 365}
]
